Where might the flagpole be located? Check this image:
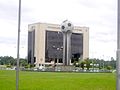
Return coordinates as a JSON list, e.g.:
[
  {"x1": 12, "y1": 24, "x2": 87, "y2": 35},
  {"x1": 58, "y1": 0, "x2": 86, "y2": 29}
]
[
  {"x1": 117, "y1": 0, "x2": 120, "y2": 90},
  {"x1": 16, "y1": 0, "x2": 21, "y2": 90}
]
